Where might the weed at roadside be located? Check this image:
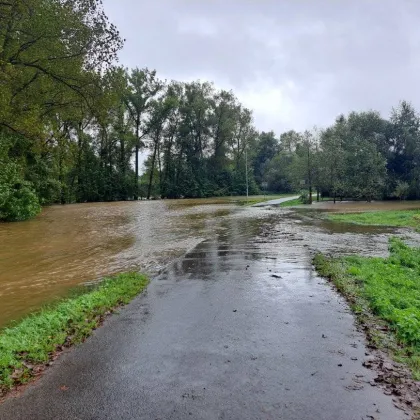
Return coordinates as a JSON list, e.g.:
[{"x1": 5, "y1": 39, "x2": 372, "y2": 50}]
[
  {"x1": 314, "y1": 238, "x2": 420, "y2": 379},
  {"x1": 0, "y1": 272, "x2": 149, "y2": 396}
]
